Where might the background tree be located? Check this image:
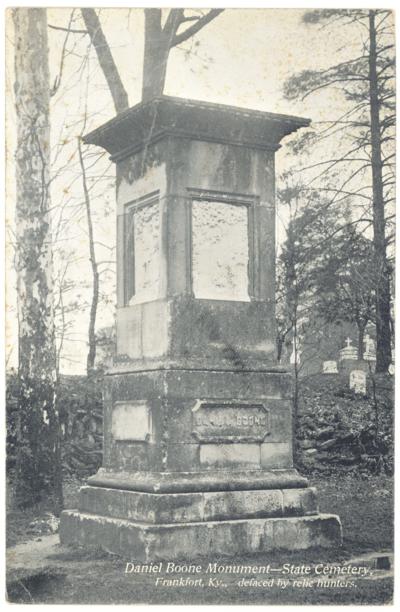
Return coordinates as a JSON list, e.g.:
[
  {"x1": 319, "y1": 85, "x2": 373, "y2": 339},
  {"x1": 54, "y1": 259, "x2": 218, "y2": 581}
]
[
  {"x1": 284, "y1": 8, "x2": 395, "y2": 372},
  {"x1": 313, "y1": 227, "x2": 376, "y2": 359},
  {"x1": 276, "y1": 179, "x2": 319, "y2": 461},
  {"x1": 13, "y1": 7, "x2": 63, "y2": 511},
  {"x1": 80, "y1": 8, "x2": 223, "y2": 110},
  {"x1": 142, "y1": 8, "x2": 223, "y2": 100},
  {"x1": 80, "y1": 8, "x2": 128, "y2": 113}
]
